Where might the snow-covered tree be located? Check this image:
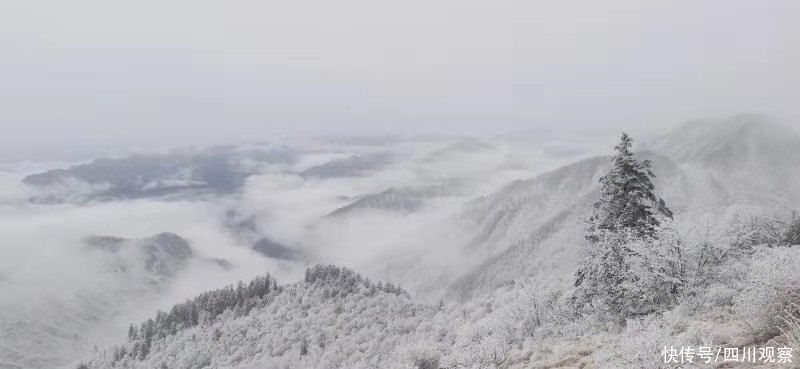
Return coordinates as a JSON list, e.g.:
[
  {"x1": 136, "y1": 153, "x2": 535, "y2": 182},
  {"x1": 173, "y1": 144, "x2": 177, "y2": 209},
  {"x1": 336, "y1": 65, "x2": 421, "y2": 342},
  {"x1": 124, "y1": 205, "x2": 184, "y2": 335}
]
[
  {"x1": 573, "y1": 220, "x2": 688, "y2": 320},
  {"x1": 574, "y1": 133, "x2": 675, "y2": 320},
  {"x1": 780, "y1": 211, "x2": 800, "y2": 245},
  {"x1": 621, "y1": 218, "x2": 687, "y2": 315},
  {"x1": 586, "y1": 133, "x2": 672, "y2": 240}
]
